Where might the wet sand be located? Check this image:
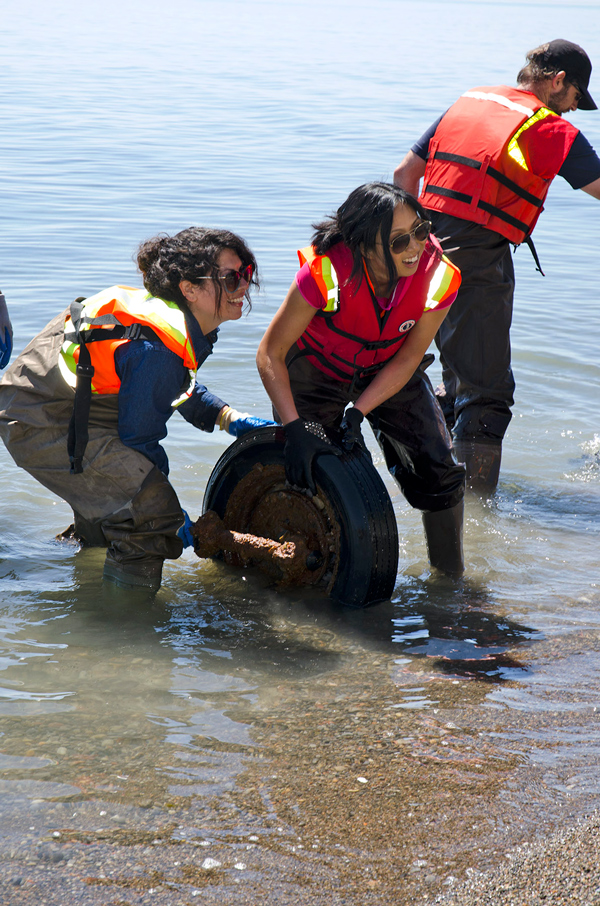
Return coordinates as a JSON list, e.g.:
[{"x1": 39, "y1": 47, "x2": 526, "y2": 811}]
[
  {"x1": 432, "y1": 812, "x2": 600, "y2": 905},
  {"x1": 2, "y1": 811, "x2": 599, "y2": 906},
  {"x1": 1, "y1": 625, "x2": 597, "y2": 906}
]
